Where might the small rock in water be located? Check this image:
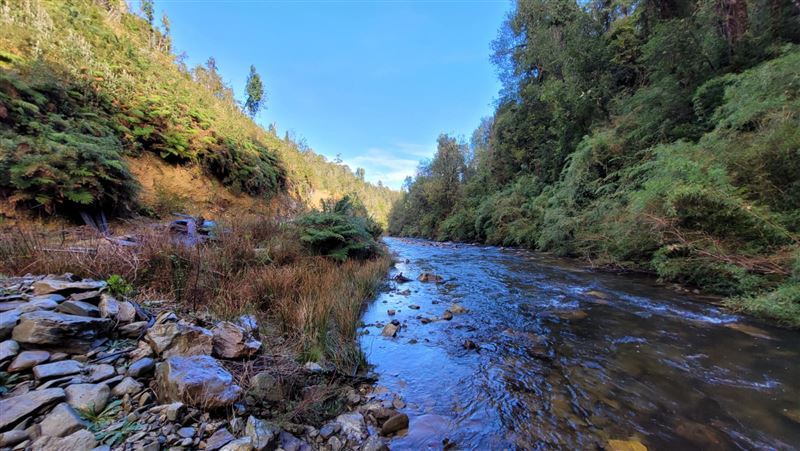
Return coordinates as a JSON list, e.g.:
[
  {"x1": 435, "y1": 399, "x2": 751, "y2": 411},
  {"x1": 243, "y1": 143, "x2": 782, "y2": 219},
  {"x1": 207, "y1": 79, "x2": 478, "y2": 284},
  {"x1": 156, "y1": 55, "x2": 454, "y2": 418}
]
[
  {"x1": 441, "y1": 310, "x2": 453, "y2": 321},
  {"x1": 554, "y1": 310, "x2": 588, "y2": 321},
  {"x1": 387, "y1": 309, "x2": 396, "y2": 316},
  {"x1": 449, "y1": 303, "x2": 468, "y2": 314},
  {"x1": 607, "y1": 439, "x2": 648, "y2": 451},
  {"x1": 408, "y1": 304, "x2": 420, "y2": 310},
  {"x1": 380, "y1": 413, "x2": 409, "y2": 436},
  {"x1": 418, "y1": 273, "x2": 443, "y2": 283},
  {"x1": 381, "y1": 323, "x2": 399, "y2": 337},
  {"x1": 724, "y1": 323, "x2": 773, "y2": 340},
  {"x1": 462, "y1": 339, "x2": 478, "y2": 350}
]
